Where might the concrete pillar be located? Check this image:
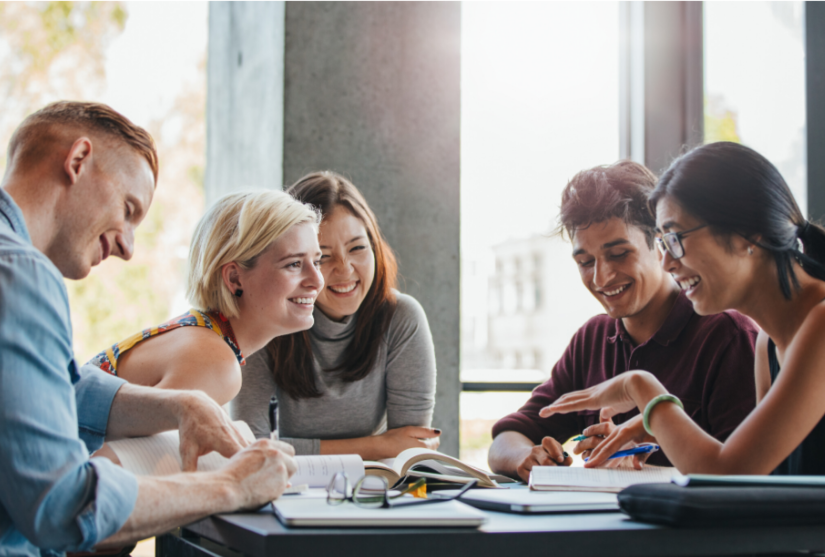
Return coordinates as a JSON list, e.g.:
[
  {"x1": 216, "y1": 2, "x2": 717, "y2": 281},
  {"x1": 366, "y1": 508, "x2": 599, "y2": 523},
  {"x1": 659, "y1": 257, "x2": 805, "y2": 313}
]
[
  {"x1": 283, "y1": 2, "x2": 461, "y2": 456},
  {"x1": 205, "y1": 2, "x2": 285, "y2": 205},
  {"x1": 619, "y1": 1, "x2": 703, "y2": 175},
  {"x1": 807, "y1": 2, "x2": 825, "y2": 222}
]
